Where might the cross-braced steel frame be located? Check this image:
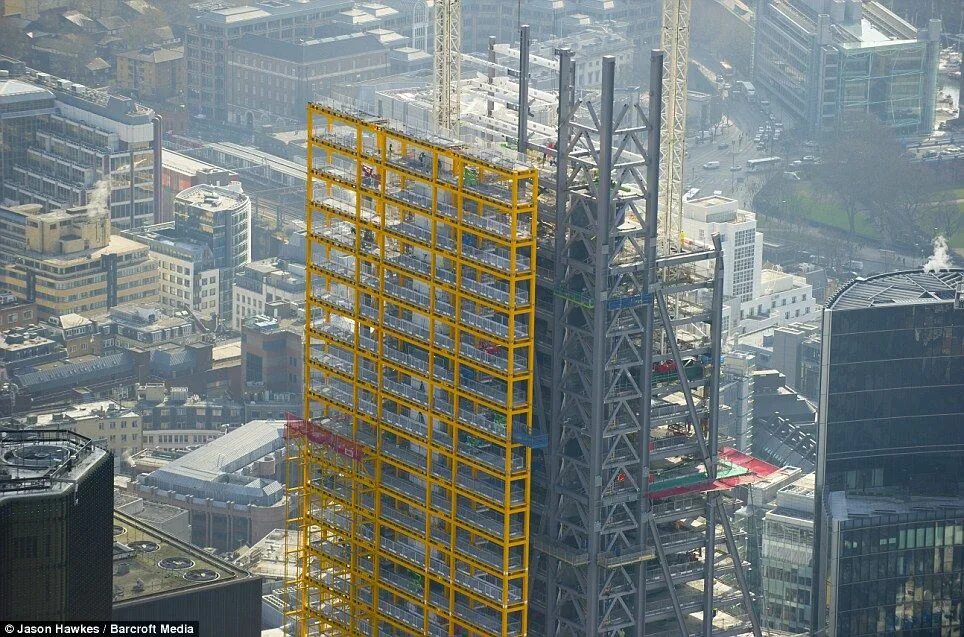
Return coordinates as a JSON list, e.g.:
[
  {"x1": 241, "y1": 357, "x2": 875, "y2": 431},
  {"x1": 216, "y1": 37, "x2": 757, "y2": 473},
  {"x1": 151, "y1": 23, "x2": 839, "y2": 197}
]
[{"x1": 525, "y1": 50, "x2": 763, "y2": 637}]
